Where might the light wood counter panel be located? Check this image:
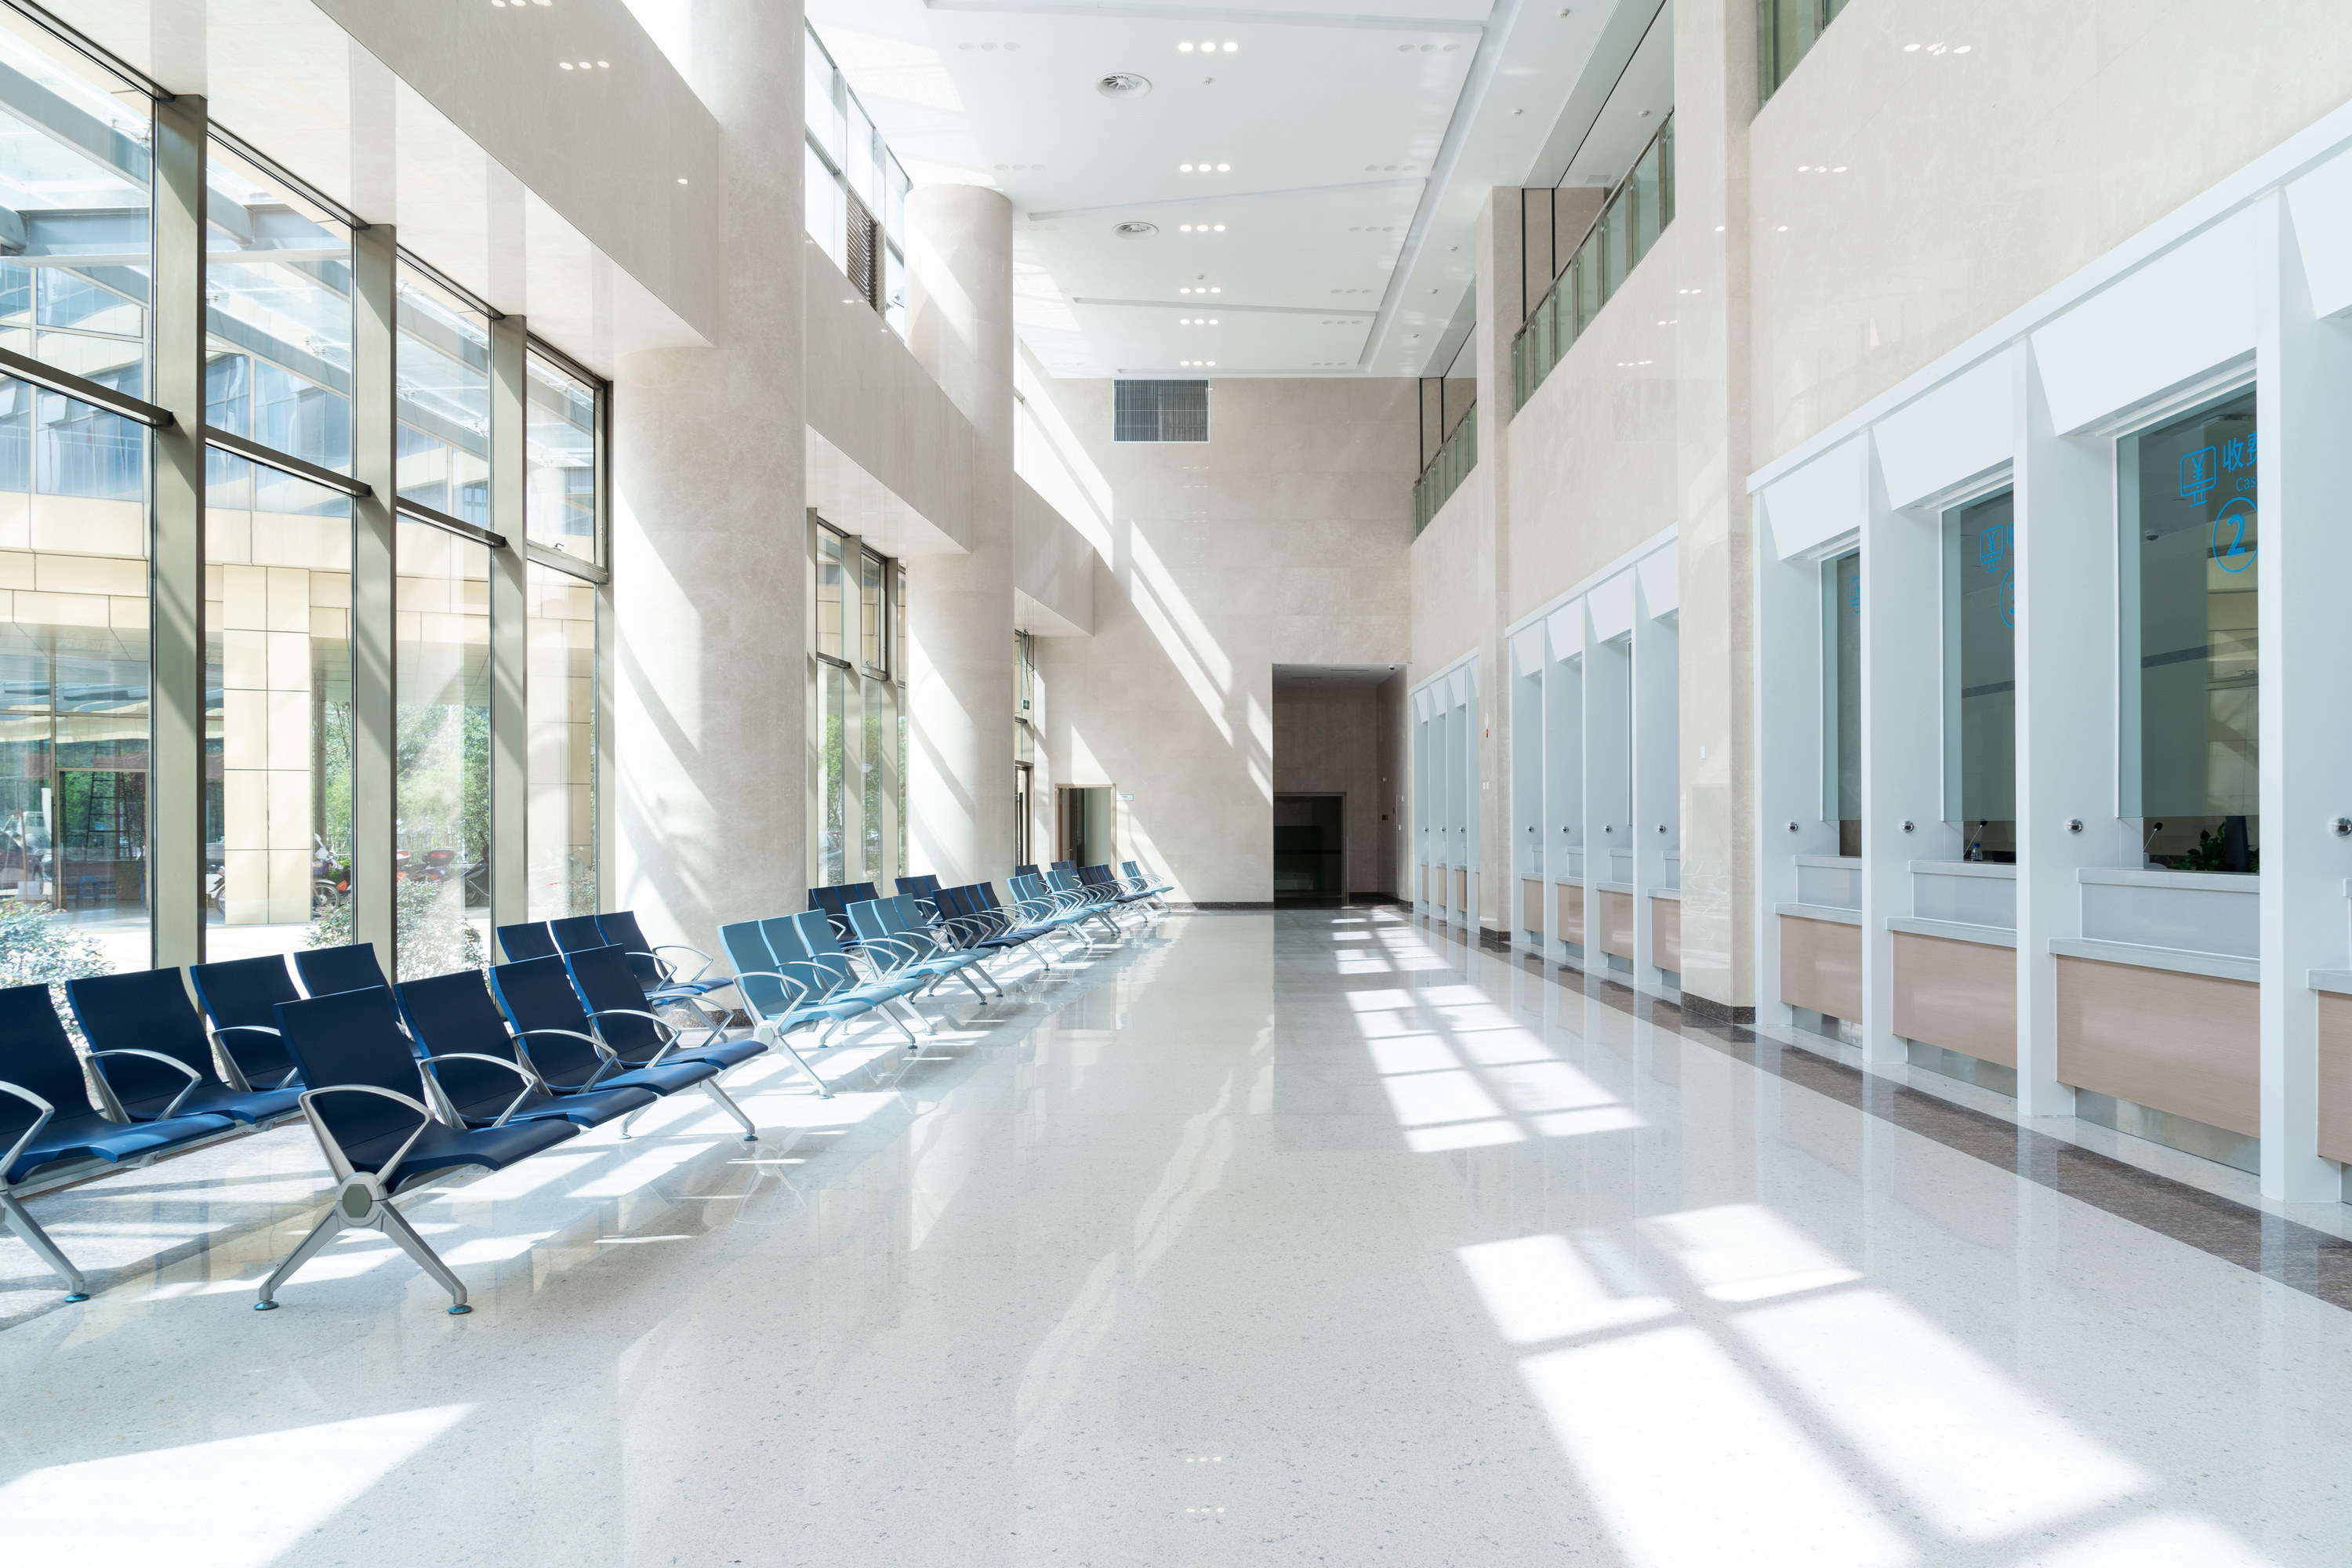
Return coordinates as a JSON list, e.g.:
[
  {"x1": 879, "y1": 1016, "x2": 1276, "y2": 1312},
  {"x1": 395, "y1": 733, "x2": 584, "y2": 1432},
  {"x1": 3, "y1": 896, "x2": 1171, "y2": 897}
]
[
  {"x1": 1650, "y1": 896, "x2": 1680, "y2": 973},
  {"x1": 1599, "y1": 889, "x2": 1635, "y2": 959},
  {"x1": 1892, "y1": 932, "x2": 2016, "y2": 1068},
  {"x1": 1522, "y1": 878, "x2": 1543, "y2": 932},
  {"x1": 1557, "y1": 882, "x2": 1584, "y2": 944},
  {"x1": 1779, "y1": 914, "x2": 1861, "y2": 1023},
  {"x1": 2056, "y1": 955, "x2": 2256, "y2": 1138},
  {"x1": 2318, "y1": 992, "x2": 2352, "y2": 1163}
]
